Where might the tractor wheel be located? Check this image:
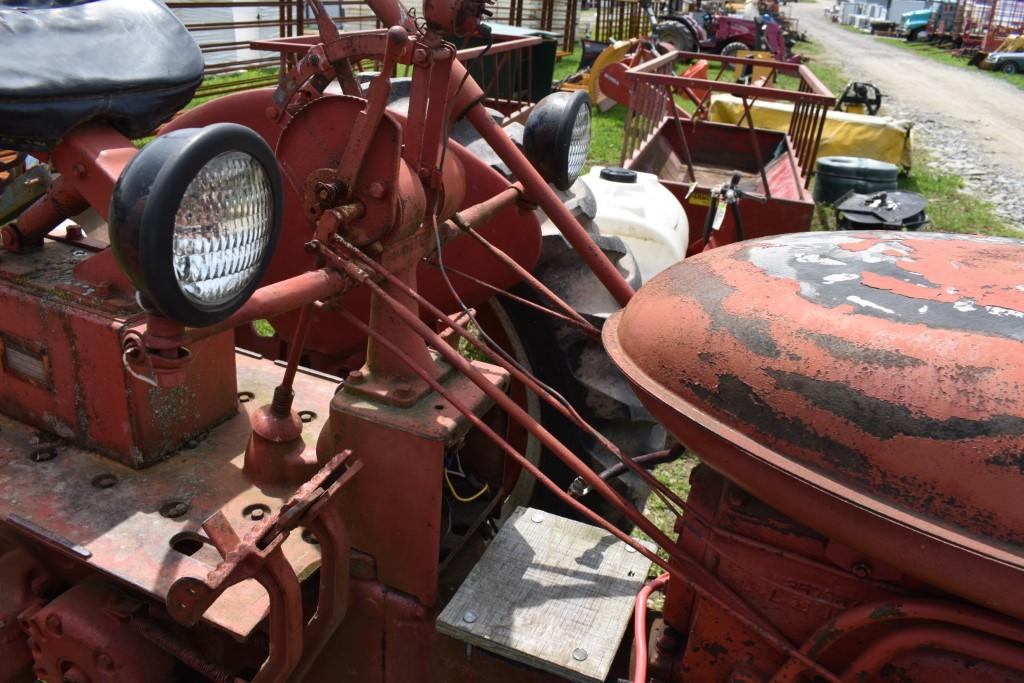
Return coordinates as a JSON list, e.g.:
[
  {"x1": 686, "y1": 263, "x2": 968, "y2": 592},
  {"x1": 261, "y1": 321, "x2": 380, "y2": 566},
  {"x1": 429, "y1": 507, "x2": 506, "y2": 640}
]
[
  {"x1": 720, "y1": 41, "x2": 750, "y2": 58},
  {"x1": 1002, "y1": 61, "x2": 1020, "y2": 74},
  {"x1": 473, "y1": 298, "x2": 544, "y2": 519},
  {"x1": 498, "y1": 282, "x2": 667, "y2": 532},
  {"x1": 654, "y1": 20, "x2": 697, "y2": 52}
]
